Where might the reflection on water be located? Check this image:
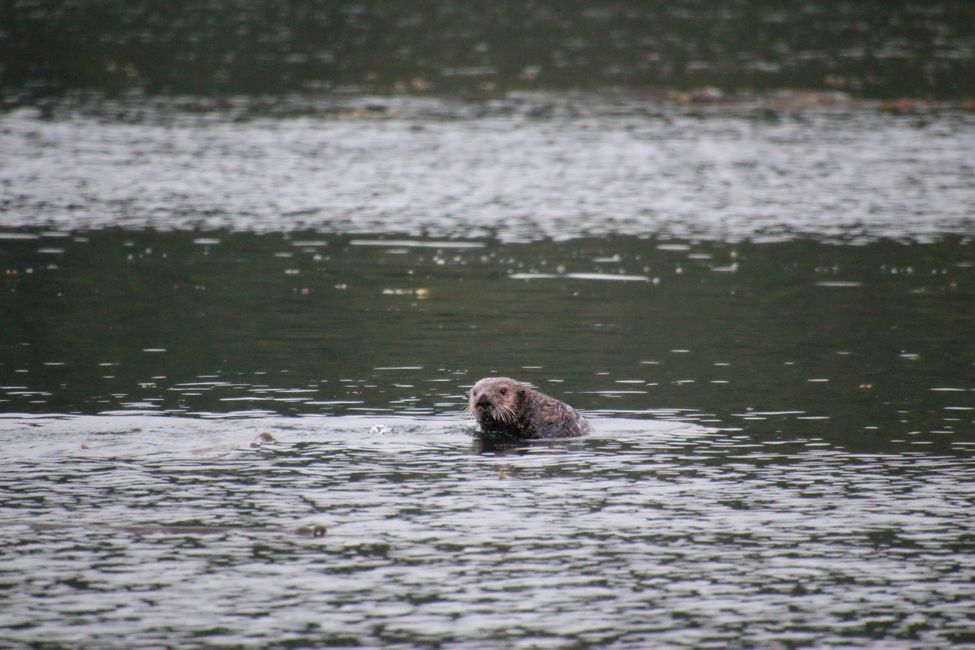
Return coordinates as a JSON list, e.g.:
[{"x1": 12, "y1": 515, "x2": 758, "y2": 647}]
[
  {"x1": 3, "y1": 97, "x2": 975, "y2": 240},
  {"x1": 2, "y1": 93, "x2": 975, "y2": 646},
  {"x1": 1, "y1": 415, "x2": 974, "y2": 647},
  {"x1": 1, "y1": 230, "x2": 973, "y2": 453}
]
